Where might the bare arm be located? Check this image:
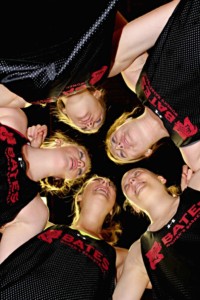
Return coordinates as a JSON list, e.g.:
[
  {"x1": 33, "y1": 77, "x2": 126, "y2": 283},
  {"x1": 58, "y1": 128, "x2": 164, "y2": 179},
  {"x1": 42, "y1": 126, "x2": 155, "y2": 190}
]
[
  {"x1": 180, "y1": 141, "x2": 200, "y2": 172},
  {"x1": 115, "y1": 246, "x2": 128, "y2": 282},
  {"x1": 109, "y1": 0, "x2": 180, "y2": 77},
  {"x1": 121, "y1": 52, "x2": 148, "y2": 93},
  {"x1": 113, "y1": 240, "x2": 151, "y2": 300},
  {"x1": 0, "y1": 194, "x2": 49, "y2": 263},
  {"x1": 0, "y1": 84, "x2": 31, "y2": 108}
]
